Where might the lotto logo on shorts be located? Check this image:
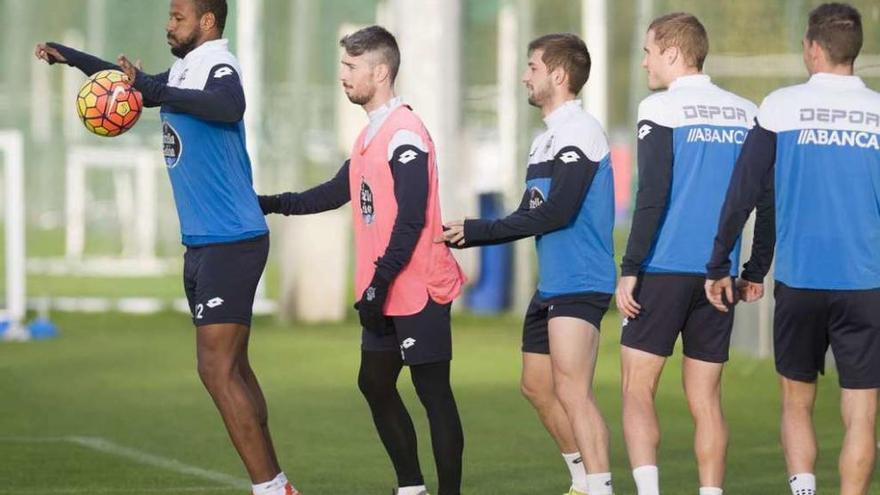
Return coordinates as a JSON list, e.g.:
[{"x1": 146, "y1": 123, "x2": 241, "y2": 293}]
[
  {"x1": 401, "y1": 338, "x2": 416, "y2": 349},
  {"x1": 206, "y1": 297, "x2": 224, "y2": 308}
]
